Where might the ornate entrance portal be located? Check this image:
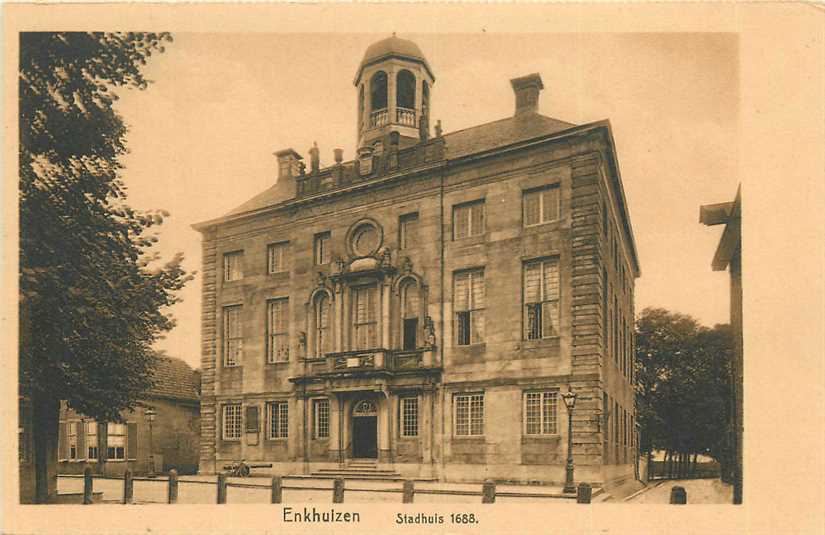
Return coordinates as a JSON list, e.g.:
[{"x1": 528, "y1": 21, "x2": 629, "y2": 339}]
[{"x1": 351, "y1": 399, "x2": 378, "y2": 459}]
